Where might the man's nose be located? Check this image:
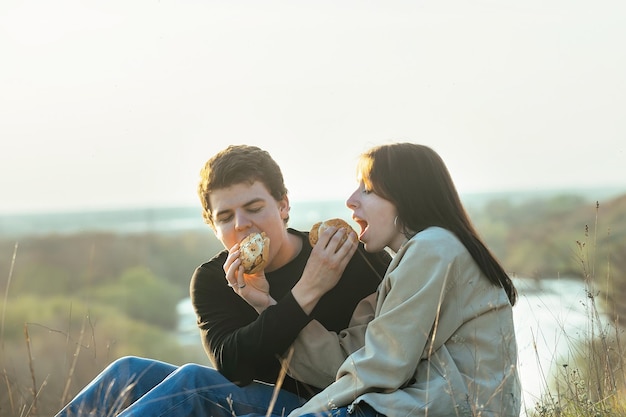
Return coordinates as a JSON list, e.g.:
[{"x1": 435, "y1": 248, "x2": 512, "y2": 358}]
[{"x1": 233, "y1": 211, "x2": 252, "y2": 231}]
